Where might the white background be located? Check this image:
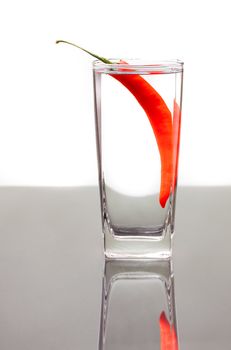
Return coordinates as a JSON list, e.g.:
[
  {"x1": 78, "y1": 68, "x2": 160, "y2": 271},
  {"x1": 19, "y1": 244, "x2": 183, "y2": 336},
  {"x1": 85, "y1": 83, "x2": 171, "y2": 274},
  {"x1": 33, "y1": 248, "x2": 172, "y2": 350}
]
[{"x1": 0, "y1": 0, "x2": 230, "y2": 187}]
